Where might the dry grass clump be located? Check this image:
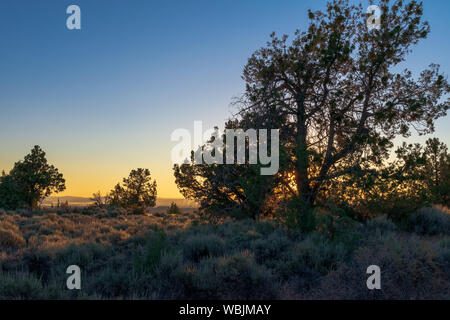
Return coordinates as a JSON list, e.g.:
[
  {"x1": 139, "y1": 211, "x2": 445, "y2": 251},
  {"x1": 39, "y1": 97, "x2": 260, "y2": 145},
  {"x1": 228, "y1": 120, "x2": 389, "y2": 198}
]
[
  {"x1": 311, "y1": 234, "x2": 450, "y2": 299},
  {"x1": 0, "y1": 214, "x2": 26, "y2": 249},
  {"x1": 0, "y1": 228, "x2": 26, "y2": 249}
]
